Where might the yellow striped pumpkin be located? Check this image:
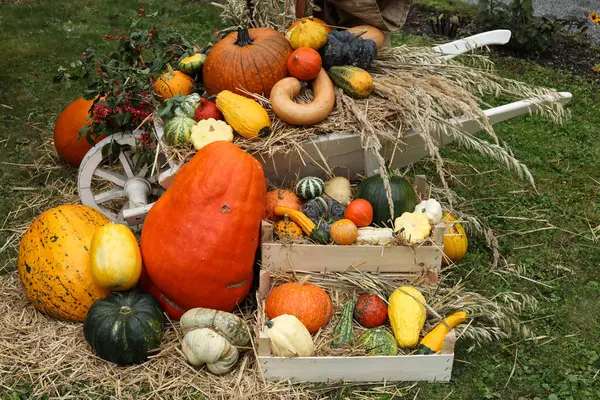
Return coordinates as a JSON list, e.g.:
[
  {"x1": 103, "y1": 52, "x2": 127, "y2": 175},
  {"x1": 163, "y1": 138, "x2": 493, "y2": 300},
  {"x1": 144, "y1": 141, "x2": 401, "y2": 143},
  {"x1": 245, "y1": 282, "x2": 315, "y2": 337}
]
[
  {"x1": 441, "y1": 212, "x2": 468, "y2": 265},
  {"x1": 18, "y1": 205, "x2": 111, "y2": 321}
]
